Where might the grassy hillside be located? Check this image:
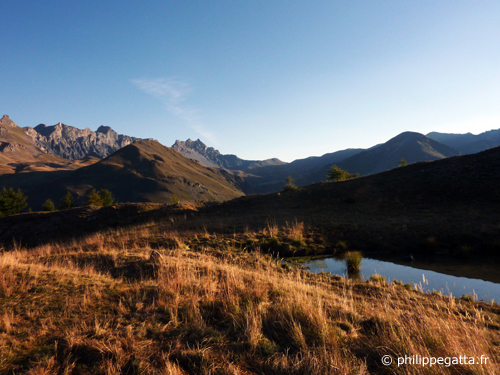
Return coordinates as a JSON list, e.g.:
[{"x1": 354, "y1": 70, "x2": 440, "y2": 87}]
[
  {"x1": 0, "y1": 140, "x2": 244, "y2": 209},
  {"x1": 0, "y1": 222, "x2": 498, "y2": 374},
  {"x1": 1, "y1": 143, "x2": 500, "y2": 373},
  {"x1": 2, "y1": 145, "x2": 500, "y2": 258}
]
